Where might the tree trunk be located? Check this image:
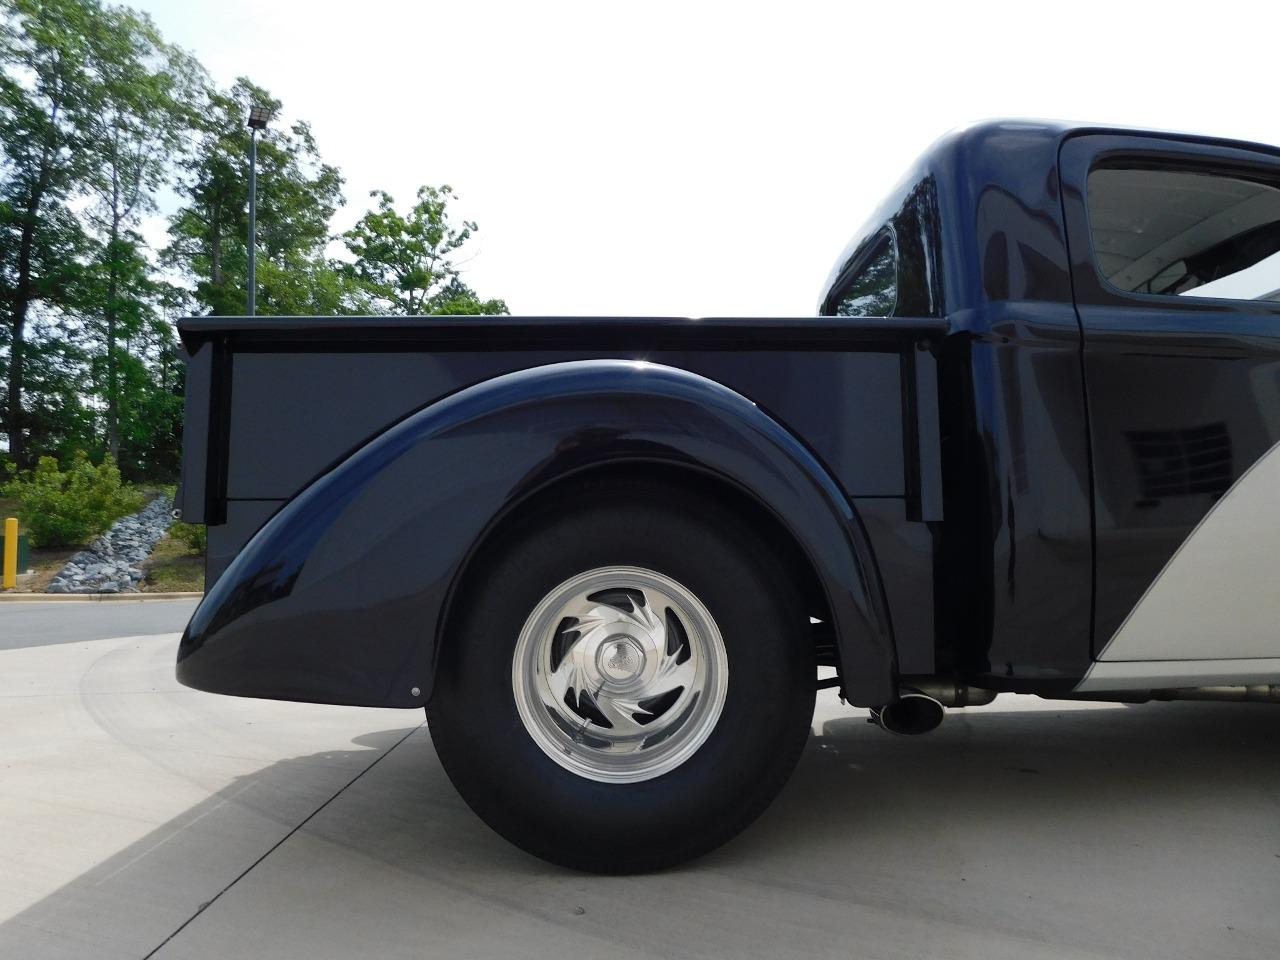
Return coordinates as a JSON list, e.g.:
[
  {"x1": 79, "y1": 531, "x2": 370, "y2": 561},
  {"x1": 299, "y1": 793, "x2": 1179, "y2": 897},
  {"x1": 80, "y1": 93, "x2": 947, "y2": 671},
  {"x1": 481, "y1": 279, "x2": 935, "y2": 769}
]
[
  {"x1": 7, "y1": 188, "x2": 44, "y2": 469},
  {"x1": 105, "y1": 219, "x2": 121, "y2": 460},
  {"x1": 5, "y1": 310, "x2": 25, "y2": 468},
  {"x1": 7, "y1": 97, "x2": 62, "y2": 469}
]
